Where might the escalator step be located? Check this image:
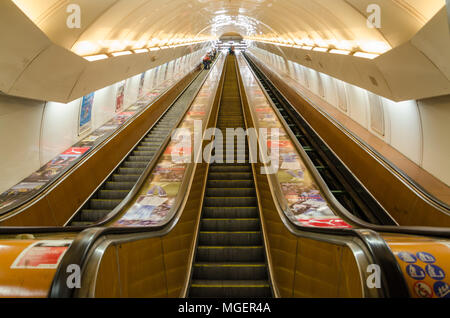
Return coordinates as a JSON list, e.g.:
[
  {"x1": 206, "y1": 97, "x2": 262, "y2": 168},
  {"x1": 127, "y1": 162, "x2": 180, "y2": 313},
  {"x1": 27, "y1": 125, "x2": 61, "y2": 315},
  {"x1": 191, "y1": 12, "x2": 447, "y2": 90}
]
[
  {"x1": 193, "y1": 263, "x2": 268, "y2": 280},
  {"x1": 201, "y1": 219, "x2": 260, "y2": 231},
  {"x1": 209, "y1": 165, "x2": 251, "y2": 173},
  {"x1": 90, "y1": 199, "x2": 121, "y2": 210},
  {"x1": 79, "y1": 210, "x2": 111, "y2": 222},
  {"x1": 203, "y1": 207, "x2": 258, "y2": 218},
  {"x1": 127, "y1": 155, "x2": 153, "y2": 162},
  {"x1": 98, "y1": 190, "x2": 129, "y2": 200},
  {"x1": 208, "y1": 172, "x2": 253, "y2": 180},
  {"x1": 123, "y1": 161, "x2": 148, "y2": 169},
  {"x1": 111, "y1": 174, "x2": 141, "y2": 182},
  {"x1": 104, "y1": 182, "x2": 135, "y2": 190},
  {"x1": 196, "y1": 246, "x2": 265, "y2": 262},
  {"x1": 207, "y1": 180, "x2": 254, "y2": 188},
  {"x1": 199, "y1": 231, "x2": 262, "y2": 246},
  {"x1": 205, "y1": 188, "x2": 255, "y2": 197},
  {"x1": 204, "y1": 197, "x2": 257, "y2": 207}
]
